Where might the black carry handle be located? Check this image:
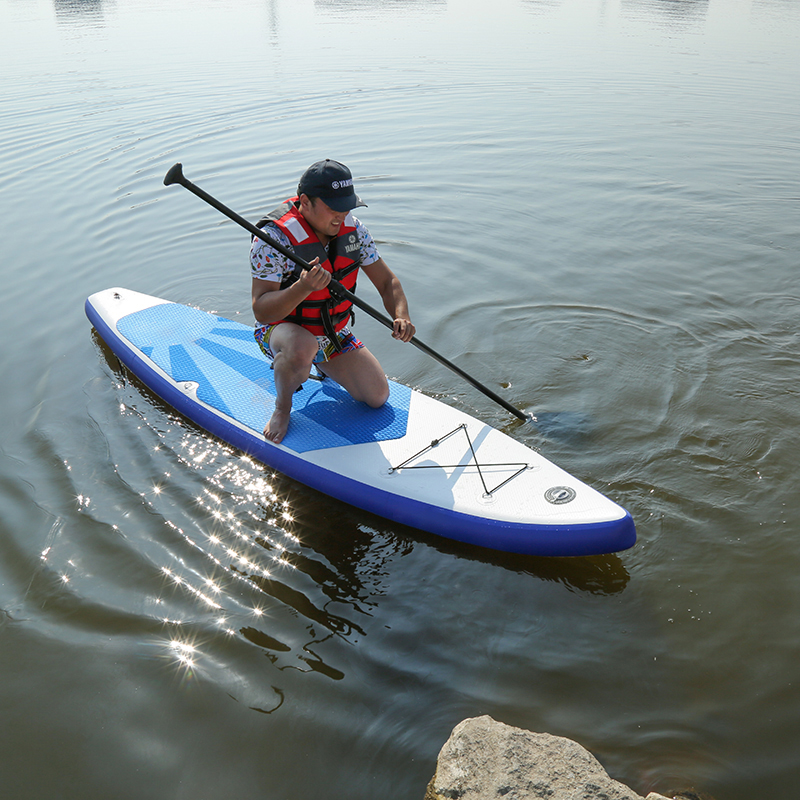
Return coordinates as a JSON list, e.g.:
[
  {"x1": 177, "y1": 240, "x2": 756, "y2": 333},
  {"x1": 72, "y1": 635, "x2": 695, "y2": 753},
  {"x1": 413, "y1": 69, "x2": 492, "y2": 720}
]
[{"x1": 163, "y1": 163, "x2": 531, "y2": 423}]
